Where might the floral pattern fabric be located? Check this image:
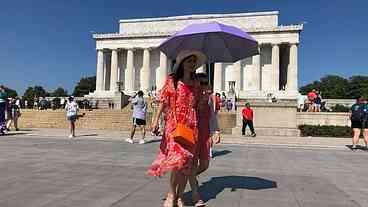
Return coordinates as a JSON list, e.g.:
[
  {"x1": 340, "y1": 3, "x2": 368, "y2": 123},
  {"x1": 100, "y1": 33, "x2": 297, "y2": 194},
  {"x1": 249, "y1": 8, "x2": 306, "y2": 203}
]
[{"x1": 148, "y1": 76, "x2": 200, "y2": 177}]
